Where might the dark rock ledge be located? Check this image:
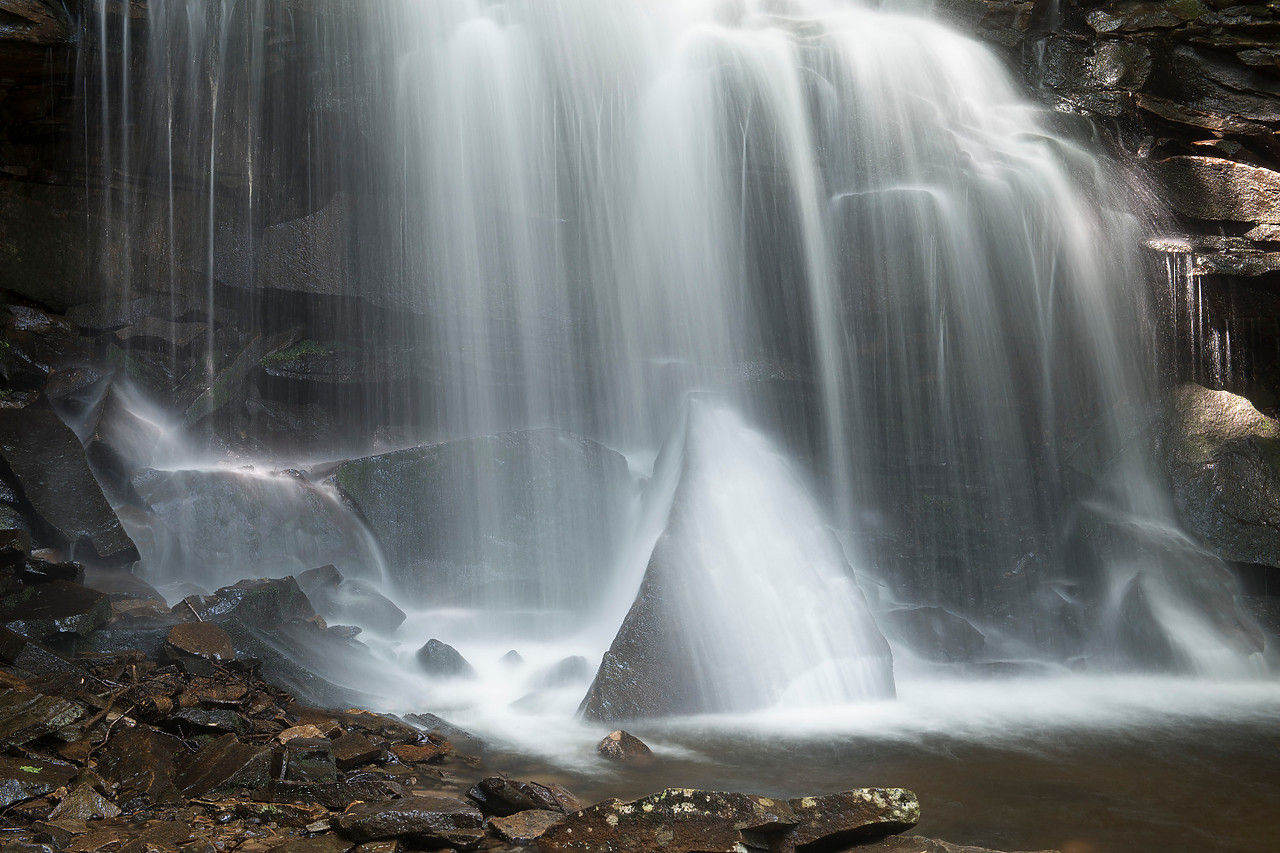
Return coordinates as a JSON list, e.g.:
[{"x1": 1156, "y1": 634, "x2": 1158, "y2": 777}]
[{"x1": 0, "y1": 538, "x2": 1048, "y2": 853}]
